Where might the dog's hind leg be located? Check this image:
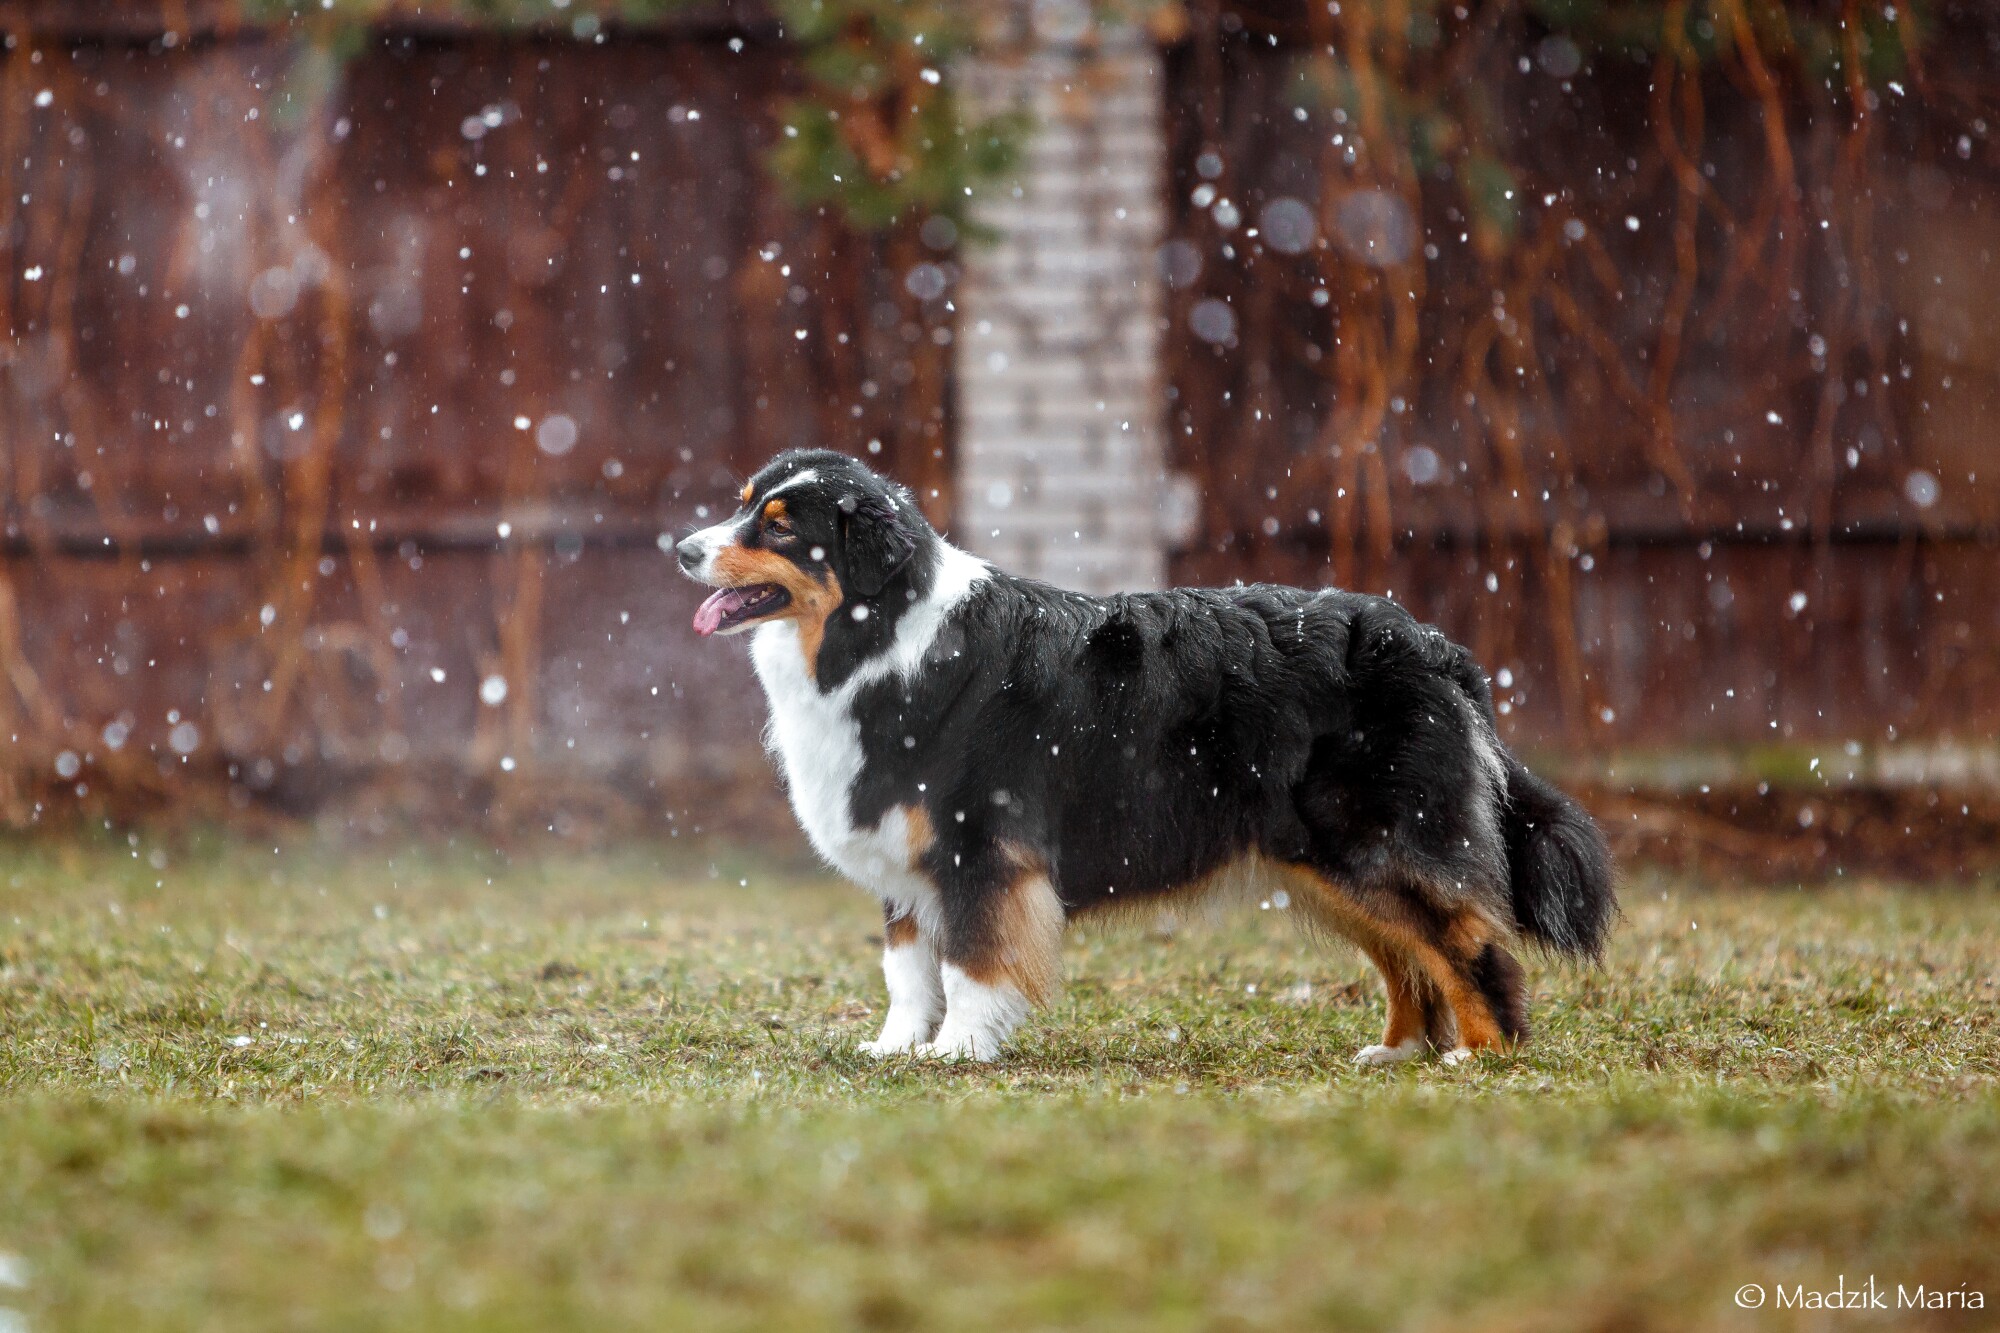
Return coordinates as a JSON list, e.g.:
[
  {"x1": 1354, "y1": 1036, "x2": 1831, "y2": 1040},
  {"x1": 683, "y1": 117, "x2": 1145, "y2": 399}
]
[
  {"x1": 1408, "y1": 907, "x2": 1526, "y2": 1064},
  {"x1": 1456, "y1": 933, "x2": 1529, "y2": 1051},
  {"x1": 1284, "y1": 873, "x2": 1439, "y2": 1065},
  {"x1": 1351, "y1": 940, "x2": 1442, "y2": 1066},
  {"x1": 1290, "y1": 870, "x2": 1523, "y2": 1064}
]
